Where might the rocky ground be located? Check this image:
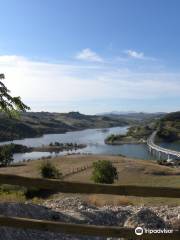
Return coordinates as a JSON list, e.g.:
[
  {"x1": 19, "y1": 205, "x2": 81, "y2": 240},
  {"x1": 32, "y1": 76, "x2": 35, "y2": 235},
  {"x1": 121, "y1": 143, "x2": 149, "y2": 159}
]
[{"x1": 0, "y1": 197, "x2": 179, "y2": 240}]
